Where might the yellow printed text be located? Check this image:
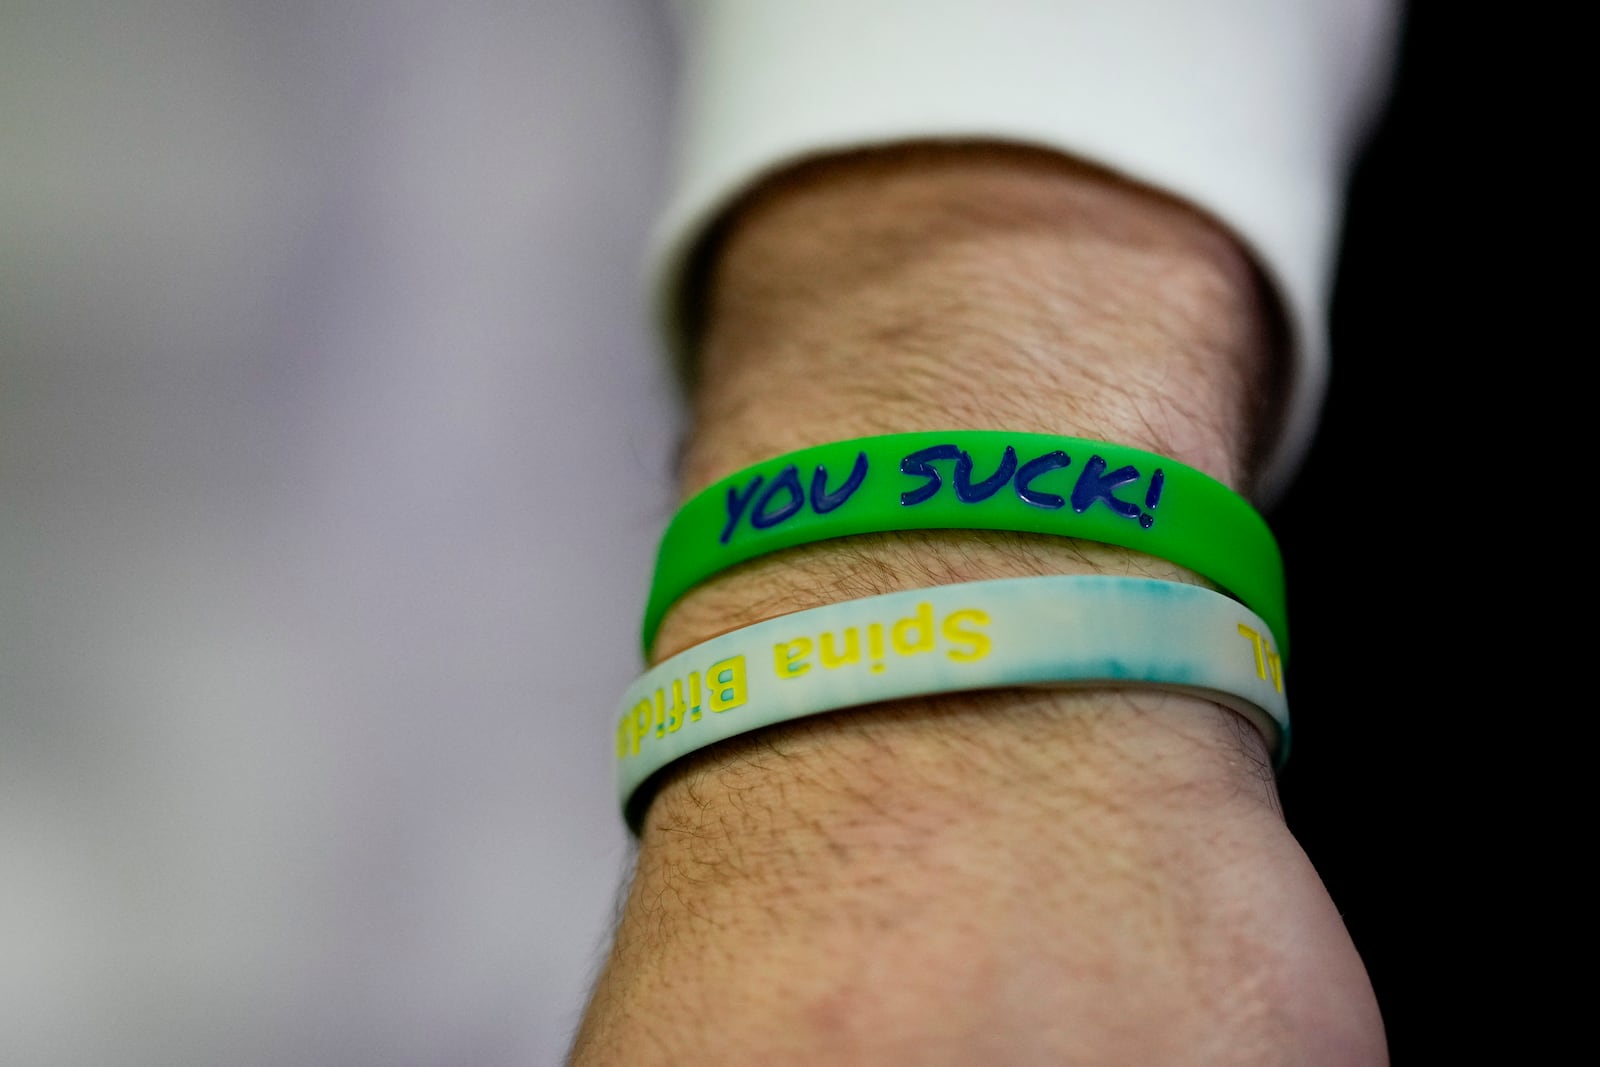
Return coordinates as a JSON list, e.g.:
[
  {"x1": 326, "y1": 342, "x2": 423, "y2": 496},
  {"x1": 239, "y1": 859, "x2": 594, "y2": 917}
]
[
  {"x1": 1236, "y1": 623, "x2": 1284, "y2": 693},
  {"x1": 616, "y1": 655, "x2": 747, "y2": 759},
  {"x1": 774, "y1": 603, "x2": 991, "y2": 679}
]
